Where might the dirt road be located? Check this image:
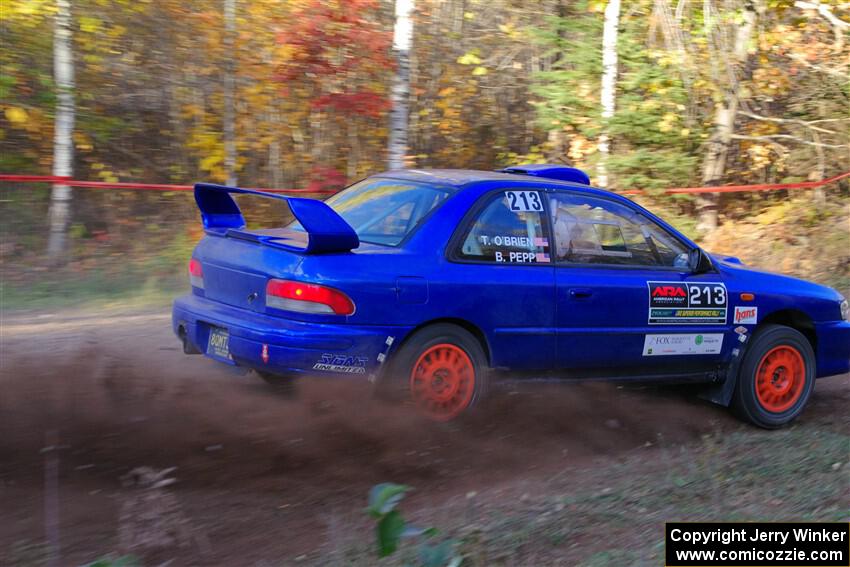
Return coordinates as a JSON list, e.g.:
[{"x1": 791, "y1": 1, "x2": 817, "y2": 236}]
[{"x1": 1, "y1": 309, "x2": 847, "y2": 566}]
